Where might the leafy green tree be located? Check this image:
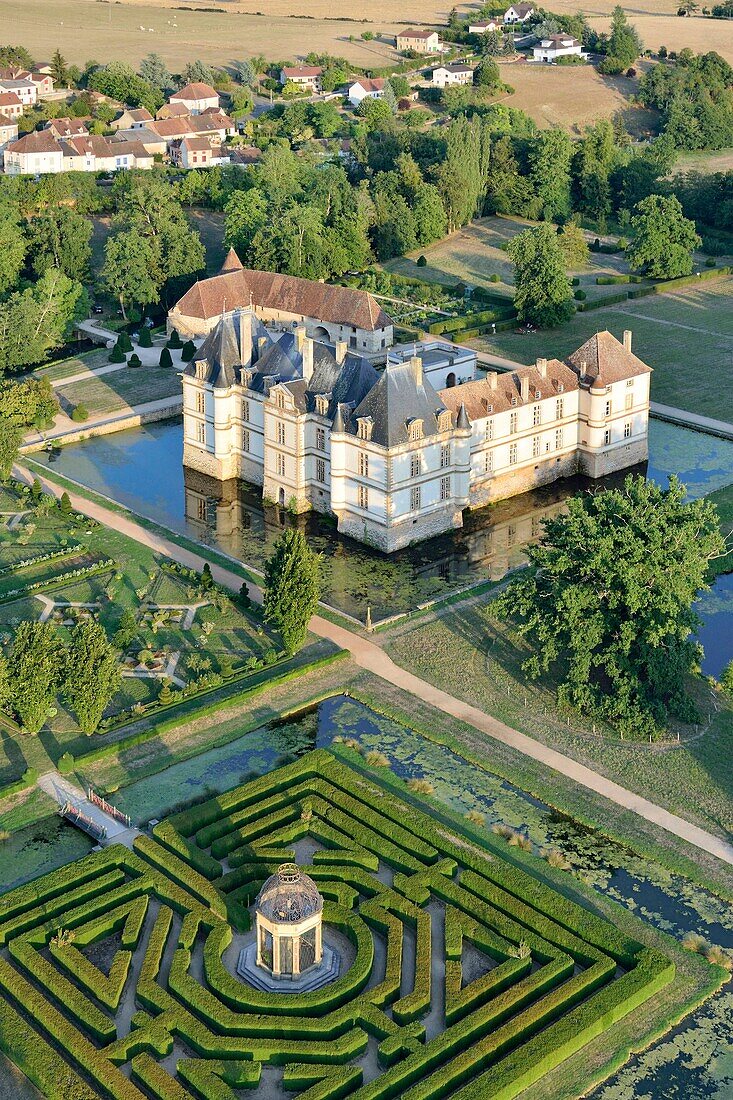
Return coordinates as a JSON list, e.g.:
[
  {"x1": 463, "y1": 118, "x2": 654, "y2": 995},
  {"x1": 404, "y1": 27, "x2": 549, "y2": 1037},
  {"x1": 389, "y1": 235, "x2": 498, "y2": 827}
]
[
  {"x1": 528, "y1": 128, "x2": 573, "y2": 221},
  {"x1": 59, "y1": 491, "x2": 72, "y2": 515},
  {"x1": 0, "y1": 206, "x2": 26, "y2": 296},
  {"x1": 0, "y1": 269, "x2": 86, "y2": 374},
  {"x1": 575, "y1": 119, "x2": 618, "y2": 226},
  {"x1": 88, "y1": 62, "x2": 163, "y2": 115},
  {"x1": 606, "y1": 5, "x2": 642, "y2": 66},
  {"x1": 232, "y1": 59, "x2": 255, "y2": 86},
  {"x1": 558, "y1": 223, "x2": 590, "y2": 268},
  {"x1": 64, "y1": 621, "x2": 121, "y2": 734},
  {"x1": 507, "y1": 223, "x2": 574, "y2": 326},
  {"x1": 0, "y1": 650, "x2": 10, "y2": 715},
  {"x1": 0, "y1": 45, "x2": 34, "y2": 69},
  {"x1": 113, "y1": 609, "x2": 138, "y2": 649},
  {"x1": 26, "y1": 207, "x2": 93, "y2": 282},
  {"x1": 358, "y1": 97, "x2": 395, "y2": 130},
  {"x1": 495, "y1": 476, "x2": 725, "y2": 737},
  {"x1": 626, "y1": 193, "x2": 701, "y2": 277},
  {"x1": 474, "y1": 55, "x2": 501, "y2": 87},
  {"x1": 481, "y1": 30, "x2": 504, "y2": 55},
  {"x1": 9, "y1": 621, "x2": 65, "y2": 734},
  {"x1": 224, "y1": 189, "x2": 268, "y2": 255},
  {"x1": 263, "y1": 529, "x2": 321, "y2": 654},
  {"x1": 139, "y1": 52, "x2": 173, "y2": 92},
  {"x1": 103, "y1": 229, "x2": 157, "y2": 320}
]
